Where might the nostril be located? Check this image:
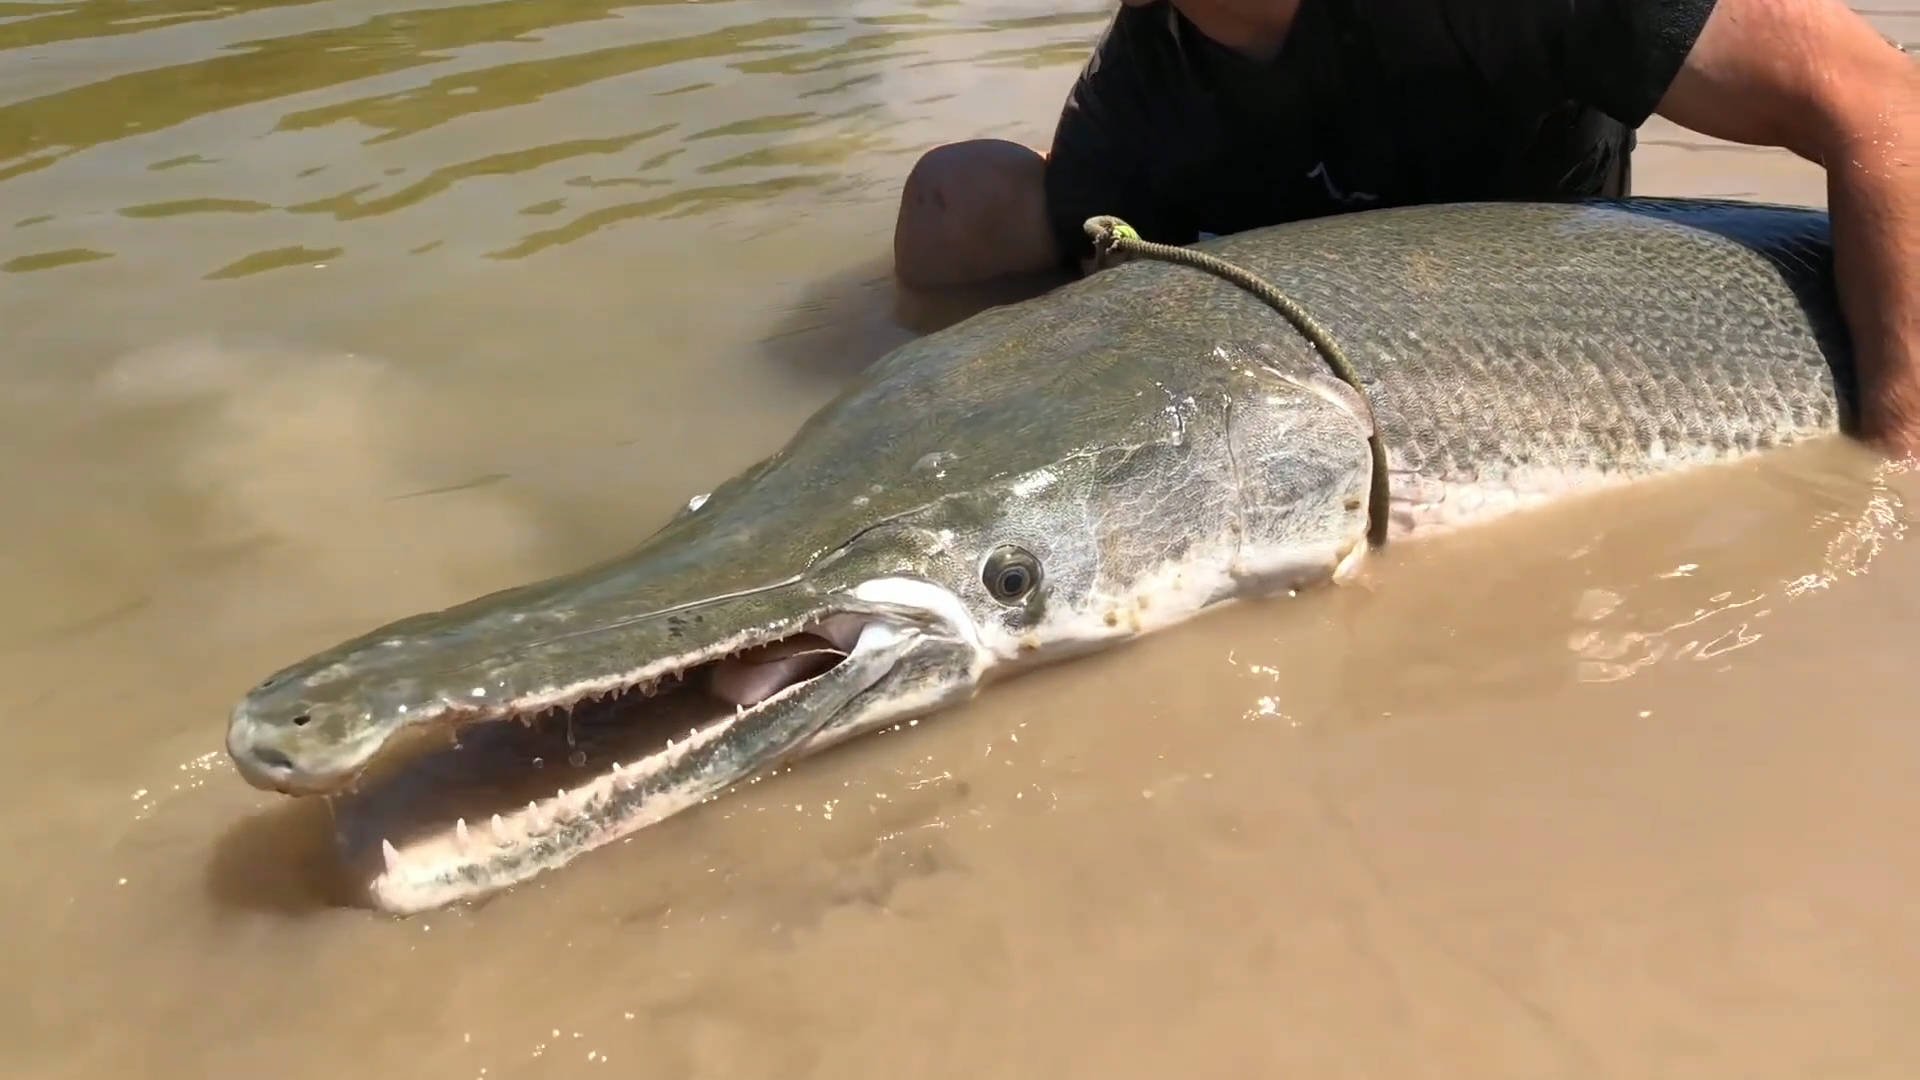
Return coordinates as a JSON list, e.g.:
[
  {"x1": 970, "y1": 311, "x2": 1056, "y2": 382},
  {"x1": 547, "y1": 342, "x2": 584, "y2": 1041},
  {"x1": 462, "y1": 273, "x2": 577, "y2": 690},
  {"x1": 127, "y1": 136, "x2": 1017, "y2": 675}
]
[{"x1": 291, "y1": 714, "x2": 311, "y2": 727}]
